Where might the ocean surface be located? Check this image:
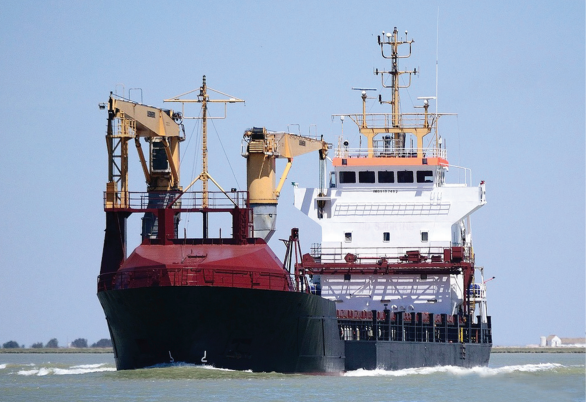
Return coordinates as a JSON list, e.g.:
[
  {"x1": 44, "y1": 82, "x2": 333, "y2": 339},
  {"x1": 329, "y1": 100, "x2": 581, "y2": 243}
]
[{"x1": 0, "y1": 353, "x2": 583, "y2": 402}]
